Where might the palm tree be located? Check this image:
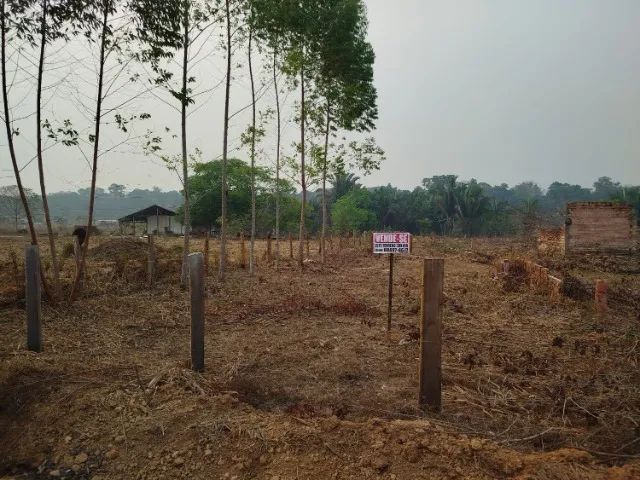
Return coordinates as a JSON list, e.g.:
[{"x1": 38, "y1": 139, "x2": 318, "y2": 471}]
[
  {"x1": 434, "y1": 176, "x2": 458, "y2": 235},
  {"x1": 330, "y1": 172, "x2": 360, "y2": 201},
  {"x1": 455, "y1": 181, "x2": 488, "y2": 235}
]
